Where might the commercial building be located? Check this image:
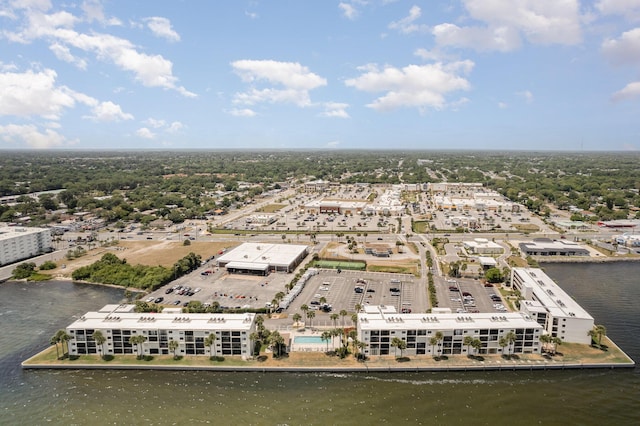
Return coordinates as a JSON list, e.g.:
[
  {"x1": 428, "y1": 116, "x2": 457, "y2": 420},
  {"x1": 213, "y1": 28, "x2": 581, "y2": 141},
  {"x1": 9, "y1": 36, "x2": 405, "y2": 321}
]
[
  {"x1": 358, "y1": 305, "x2": 543, "y2": 357},
  {"x1": 463, "y1": 238, "x2": 503, "y2": 255},
  {"x1": 66, "y1": 304, "x2": 256, "y2": 358},
  {"x1": 518, "y1": 239, "x2": 590, "y2": 257},
  {"x1": 510, "y1": 268, "x2": 594, "y2": 344},
  {"x1": 216, "y1": 242, "x2": 308, "y2": 275},
  {"x1": 0, "y1": 225, "x2": 53, "y2": 266}
]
